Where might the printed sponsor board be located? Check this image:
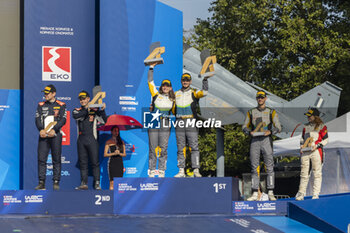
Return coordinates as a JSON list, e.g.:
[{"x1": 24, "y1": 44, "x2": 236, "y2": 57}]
[
  {"x1": 0, "y1": 191, "x2": 113, "y2": 214},
  {"x1": 42, "y1": 46, "x2": 71, "y2": 82},
  {"x1": 23, "y1": 0, "x2": 95, "y2": 189},
  {"x1": 114, "y1": 177, "x2": 232, "y2": 214},
  {"x1": 233, "y1": 201, "x2": 287, "y2": 215}
]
